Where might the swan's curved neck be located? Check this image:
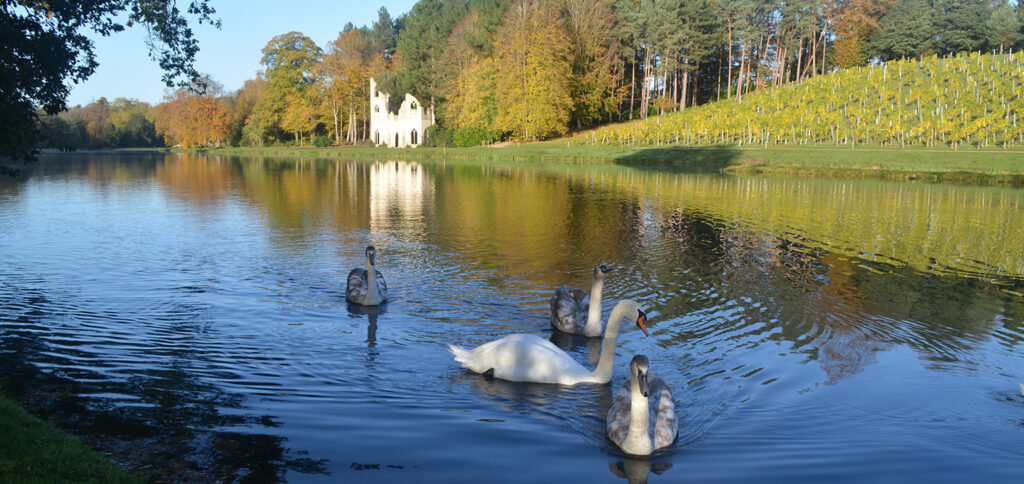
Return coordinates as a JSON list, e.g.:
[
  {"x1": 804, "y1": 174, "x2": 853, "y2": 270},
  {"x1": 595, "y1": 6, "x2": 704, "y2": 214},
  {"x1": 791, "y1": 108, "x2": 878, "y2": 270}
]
[
  {"x1": 591, "y1": 302, "x2": 631, "y2": 383},
  {"x1": 365, "y1": 254, "x2": 379, "y2": 301},
  {"x1": 583, "y1": 275, "x2": 604, "y2": 334}
]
